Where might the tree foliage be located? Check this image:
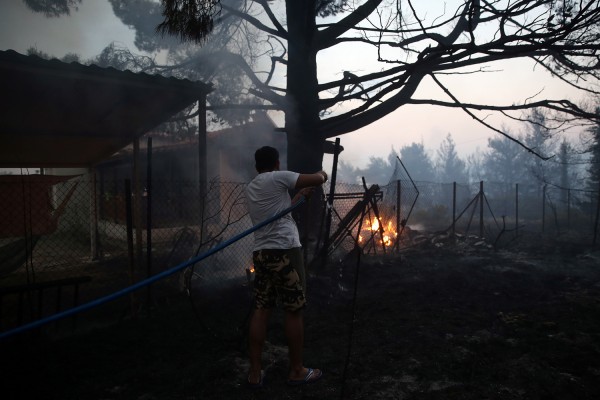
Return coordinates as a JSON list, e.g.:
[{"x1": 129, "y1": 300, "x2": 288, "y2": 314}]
[
  {"x1": 587, "y1": 107, "x2": 600, "y2": 187},
  {"x1": 110, "y1": 0, "x2": 183, "y2": 52},
  {"x1": 522, "y1": 109, "x2": 559, "y2": 185},
  {"x1": 399, "y1": 142, "x2": 435, "y2": 182},
  {"x1": 435, "y1": 134, "x2": 468, "y2": 183},
  {"x1": 21, "y1": 0, "x2": 600, "y2": 173},
  {"x1": 482, "y1": 130, "x2": 528, "y2": 184},
  {"x1": 156, "y1": 0, "x2": 220, "y2": 45},
  {"x1": 153, "y1": 0, "x2": 600, "y2": 172}
]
